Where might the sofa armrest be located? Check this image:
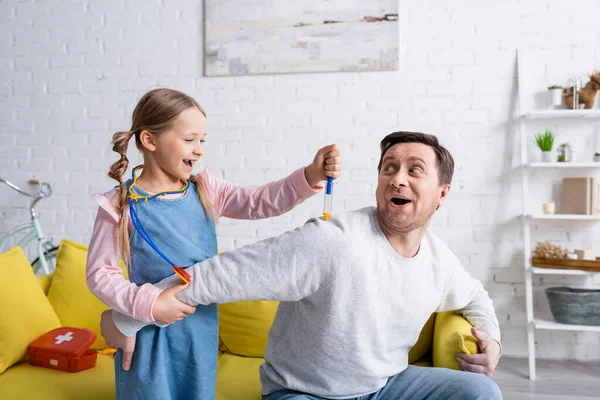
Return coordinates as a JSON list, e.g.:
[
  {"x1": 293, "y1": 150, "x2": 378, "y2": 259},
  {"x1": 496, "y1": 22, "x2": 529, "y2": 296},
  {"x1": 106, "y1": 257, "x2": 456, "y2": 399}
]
[{"x1": 432, "y1": 311, "x2": 479, "y2": 370}]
